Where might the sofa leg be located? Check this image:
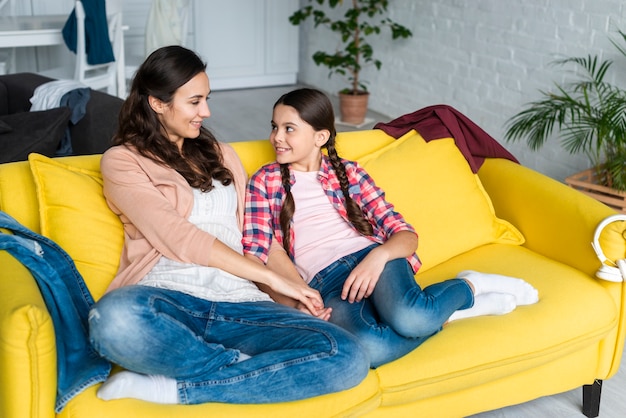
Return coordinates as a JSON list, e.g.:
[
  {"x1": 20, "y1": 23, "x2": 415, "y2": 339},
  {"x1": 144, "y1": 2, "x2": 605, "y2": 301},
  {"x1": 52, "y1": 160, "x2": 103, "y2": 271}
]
[{"x1": 582, "y1": 379, "x2": 602, "y2": 418}]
